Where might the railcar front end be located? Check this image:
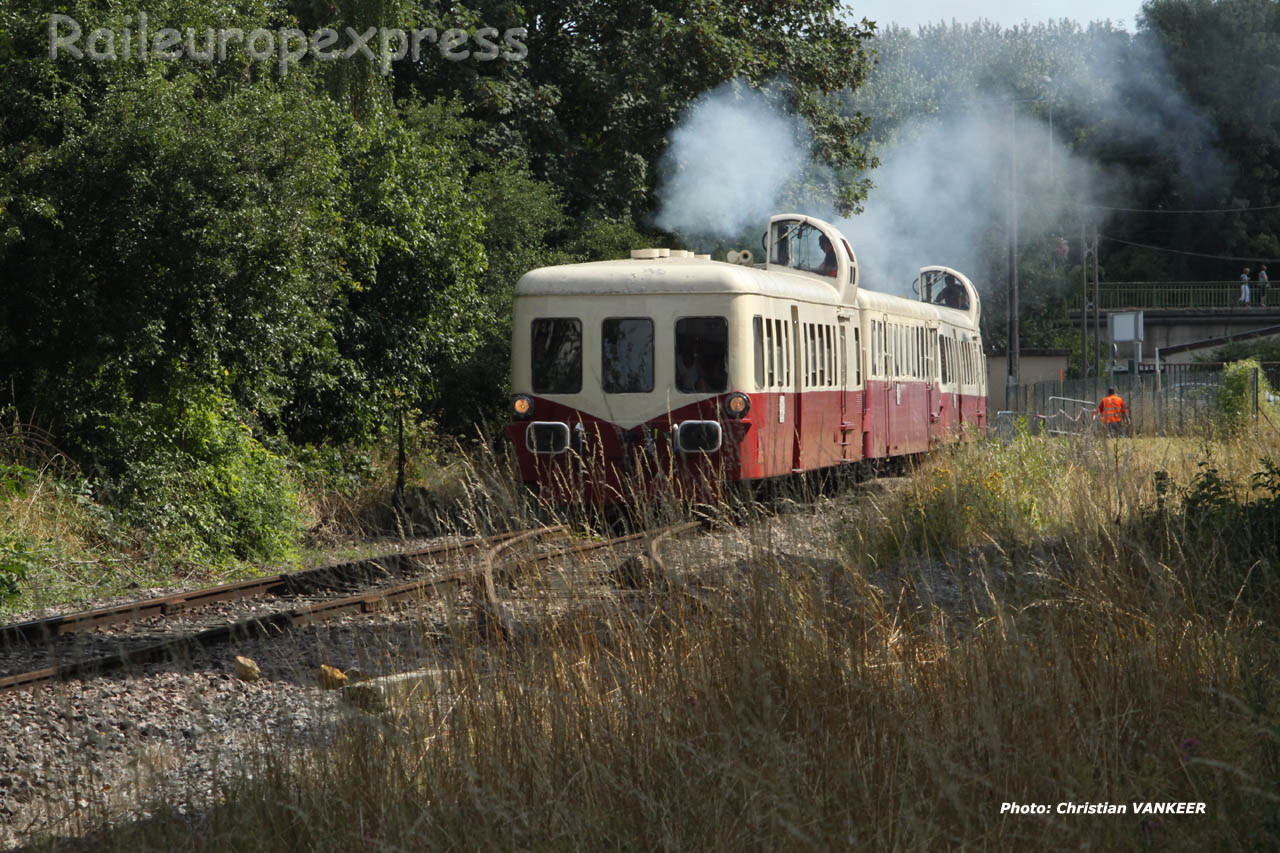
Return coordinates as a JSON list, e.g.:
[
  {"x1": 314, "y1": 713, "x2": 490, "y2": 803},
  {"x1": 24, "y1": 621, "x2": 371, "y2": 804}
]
[{"x1": 504, "y1": 258, "x2": 794, "y2": 506}]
